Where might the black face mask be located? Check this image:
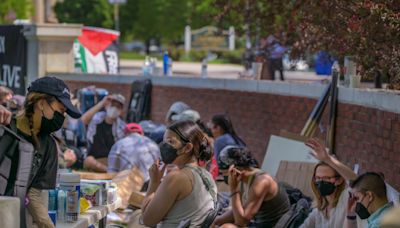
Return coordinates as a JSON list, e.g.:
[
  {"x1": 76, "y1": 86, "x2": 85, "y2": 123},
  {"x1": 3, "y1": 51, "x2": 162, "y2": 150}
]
[
  {"x1": 159, "y1": 142, "x2": 184, "y2": 164},
  {"x1": 355, "y1": 196, "x2": 371, "y2": 219},
  {"x1": 316, "y1": 181, "x2": 336, "y2": 196},
  {"x1": 223, "y1": 176, "x2": 229, "y2": 185},
  {"x1": 40, "y1": 110, "x2": 65, "y2": 134}
]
